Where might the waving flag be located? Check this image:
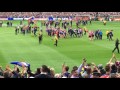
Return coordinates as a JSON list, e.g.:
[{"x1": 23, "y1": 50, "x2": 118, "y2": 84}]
[{"x1": 10, "y1": 61, "x2": 30, "y2": 67}]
